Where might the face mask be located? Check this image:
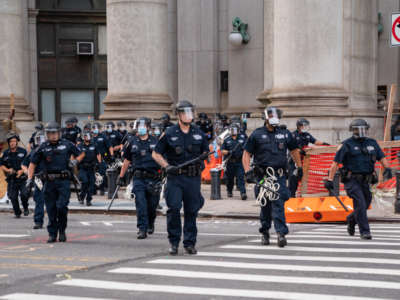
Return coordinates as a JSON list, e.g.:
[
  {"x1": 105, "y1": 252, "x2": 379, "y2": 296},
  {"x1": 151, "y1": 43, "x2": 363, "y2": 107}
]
[
  {"x1": 106, "y1": 128, "x2": 112, "y2": 133},
  {"x1": 119, "y1": 126, "x2": 126, "y2": 132},
  {"x1": 93, "y1": 129, "x2": 99, "y2": 134},
  {"x1": 154, "y1": 129, "x2": 161, "y2": 136},
  {"x1": 138, "y1": 127, "x2": 147, "y2": 136}
]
